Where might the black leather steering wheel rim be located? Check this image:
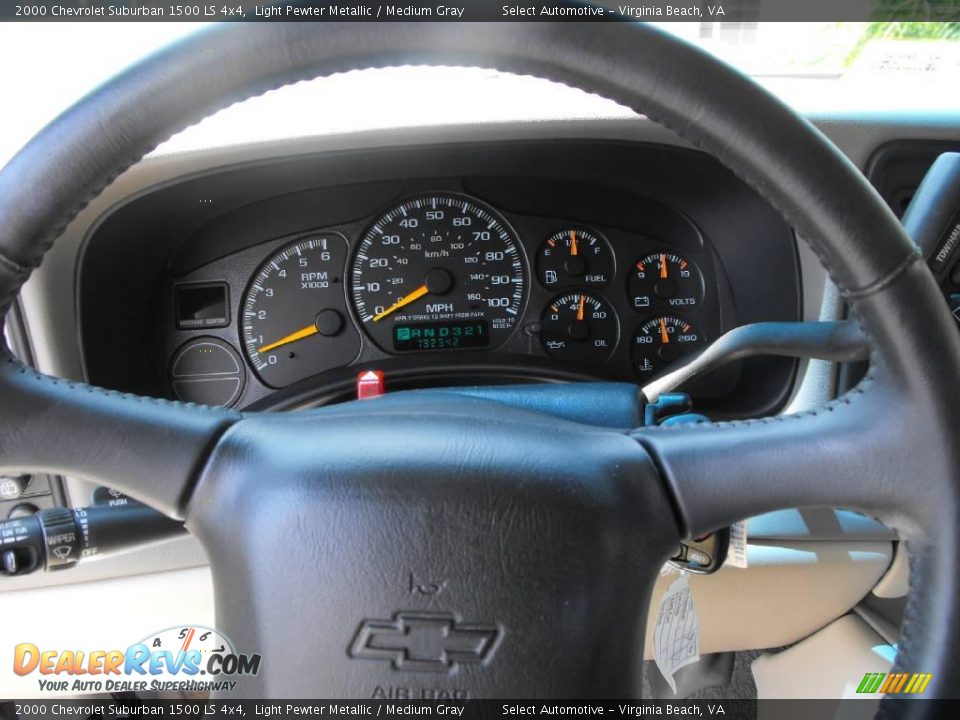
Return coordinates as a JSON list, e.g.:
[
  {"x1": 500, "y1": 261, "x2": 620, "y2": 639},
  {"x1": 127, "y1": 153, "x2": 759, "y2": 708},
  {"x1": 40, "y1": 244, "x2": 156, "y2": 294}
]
[{"x1": 1, "y1": 21, "x2": 959, "y2": 711}]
